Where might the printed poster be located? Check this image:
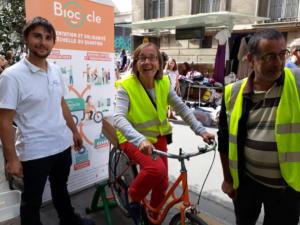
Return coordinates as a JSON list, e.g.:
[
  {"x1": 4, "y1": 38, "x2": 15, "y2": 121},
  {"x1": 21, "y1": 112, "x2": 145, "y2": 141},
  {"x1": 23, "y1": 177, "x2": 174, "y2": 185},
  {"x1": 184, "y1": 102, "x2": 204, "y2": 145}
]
[{"x1": 25, "y1": 0, "x2": 115, "y2": 200}]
